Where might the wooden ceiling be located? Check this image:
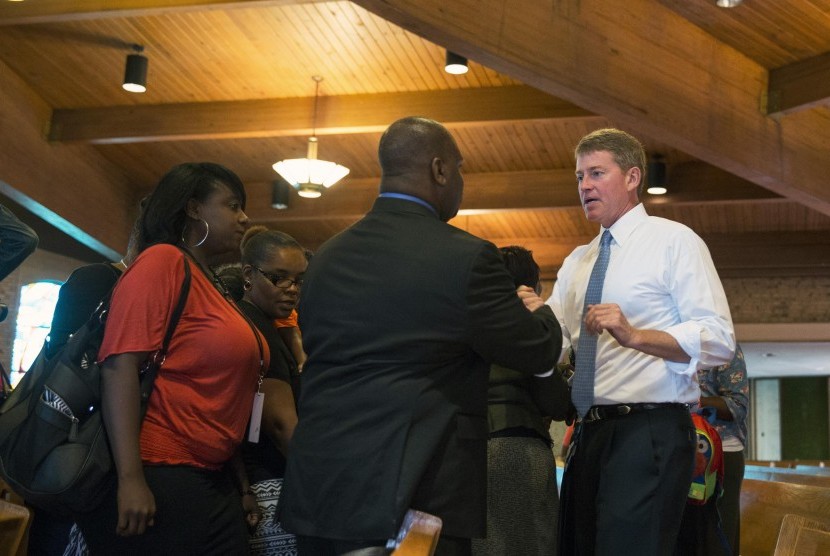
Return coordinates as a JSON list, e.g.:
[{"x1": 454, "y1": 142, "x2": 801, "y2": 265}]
[{"x1": 0, "y1": 0, "x2": 829, "y2": 278}]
